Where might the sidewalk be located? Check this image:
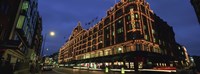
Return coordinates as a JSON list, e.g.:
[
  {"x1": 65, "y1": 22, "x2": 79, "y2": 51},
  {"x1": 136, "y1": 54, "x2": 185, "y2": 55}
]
[
  {"x1": 14, "y1": 69, "x2": 42, "y2": 74},
  {"x1": 54, "y1": 67, "x2": 177, "y2": 74}
]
